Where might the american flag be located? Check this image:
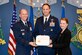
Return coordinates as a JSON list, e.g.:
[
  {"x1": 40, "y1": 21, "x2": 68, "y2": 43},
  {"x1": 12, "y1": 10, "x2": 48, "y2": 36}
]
[{"x1": 8, "y1": 3, "x2": 17, "y2": 55}]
